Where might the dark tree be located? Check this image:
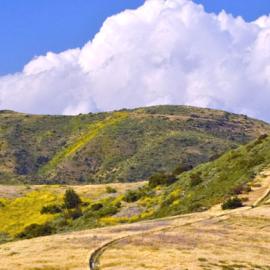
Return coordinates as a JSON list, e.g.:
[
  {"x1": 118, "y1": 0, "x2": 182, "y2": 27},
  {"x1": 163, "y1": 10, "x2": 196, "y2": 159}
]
[
  {"x1": 64, "y1": 188, "x2": 82, "y2": 209},
  {"x1": 222, "y1": 197, "x2": 243, "y2": 210}
]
